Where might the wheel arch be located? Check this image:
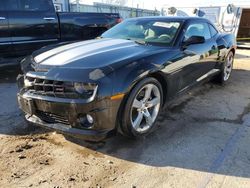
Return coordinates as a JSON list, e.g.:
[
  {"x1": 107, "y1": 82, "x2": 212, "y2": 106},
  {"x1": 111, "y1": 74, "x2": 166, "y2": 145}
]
[
  {"x1": 115, "y1": 70, "x2": 169, "y2": 134},
  {"x1": 147, "y1": 72, "x2": 168, "y2": 105},
  {"x1": 124, "y1": 71, "x2": 169, "y2": 106},
  {"x1": 230, "y1": 48, "x2": 236, "y2": 55},
  {"x1": 224, "y1": 47, "x2": 236, "y2": 62}
]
